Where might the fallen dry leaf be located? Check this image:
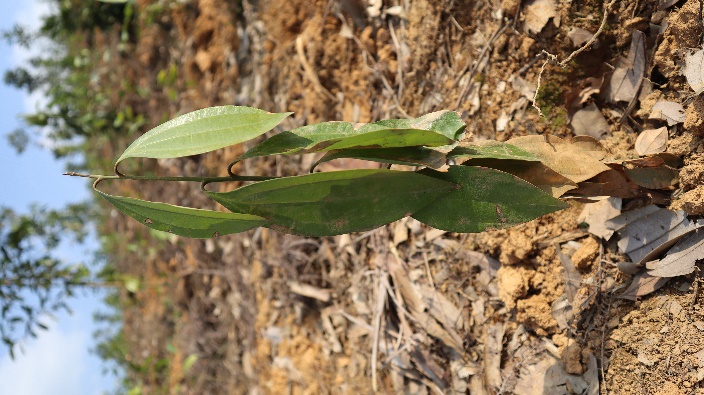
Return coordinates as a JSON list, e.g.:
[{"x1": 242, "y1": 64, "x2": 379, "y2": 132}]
[
  {"x1": 615, "y1": 208, "x2": 697, "y2": 264},
  {"x1": 505, "y1": 135, "x2": 611, "y2": 184},
  {"x1": 607, "y1": 31, "x2": 645, "y2": 103},
  {"x1": 523, "y1": 0, "x2": 558, "y2": 34},
  {"x1": 567, "y1": 27, "x2": 595, "y2": 48},
  {"x1": 604, "y1": 204, "x2": 661, "y2": 233},
  {"x1": 570, "y1": 102, "x2": 610, "y2": 139},
  {"x1": 634, "y1": 127, "x2": 668, "y2": 155},
  {"x1": 464, "y1": 158, "x2": 577, "y2": 197},
  {"x1": 577, "y1": 197, "x2": 622, "y2": 239},
  {"x1": 647, "y1": 228, "x2": 704, "y2": 277},
  {"x1": 685, "y1": 49, "x2": 704, "y2": 95},
  {"x1": 569, "y1": 167, "x2": 642, "y2": 200},
  {"x1": 622, "y1": 156, "x2": 679, "y2": 190},
  {"x1": 649, "y1": 101, "x2": 685, "y2": 126},
  {"x1": 565, "y1": 77, "x2": 603, "y2": 116},
  {"x1": 620, "y1": 271, "x2": 670, "y2": 300}
]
